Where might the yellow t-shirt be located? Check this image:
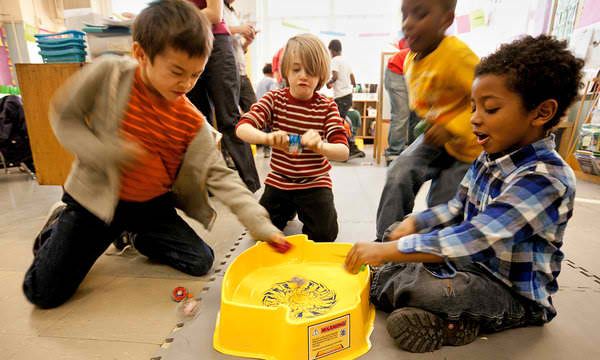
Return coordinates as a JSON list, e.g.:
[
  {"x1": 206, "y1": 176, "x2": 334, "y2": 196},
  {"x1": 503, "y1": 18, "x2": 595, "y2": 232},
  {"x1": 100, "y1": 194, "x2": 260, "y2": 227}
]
[{"x1": 404, "y1": 36, "x2": 480, "y2": 163}]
